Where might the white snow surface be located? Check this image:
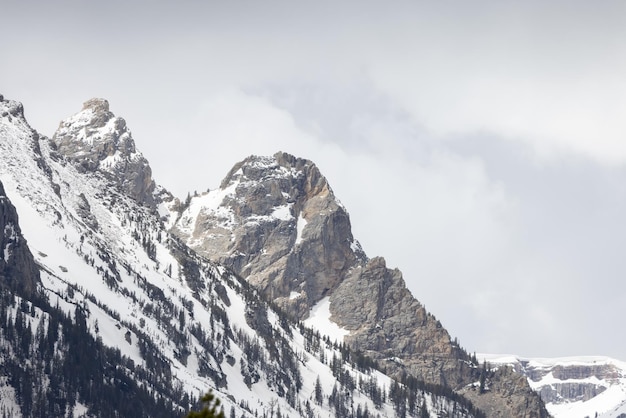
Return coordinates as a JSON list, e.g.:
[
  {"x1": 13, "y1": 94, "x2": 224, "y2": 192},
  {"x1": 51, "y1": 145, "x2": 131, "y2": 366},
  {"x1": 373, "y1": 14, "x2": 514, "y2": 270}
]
[
  {"x1": 177, "y1": 181, "x2": 239, "y2": 237},
  {"x1": 271, "y1": 203, "x2": 293, "y2": 221},
  {"x1": 303, "y1": 296, "x2": 350, "y2": 343},
  {"x1": 295, "y1": 213, "x2": 307, "y2": 245},
  {"x1": 0, "y1": 376, "x2": 21, "y2": 417}
]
